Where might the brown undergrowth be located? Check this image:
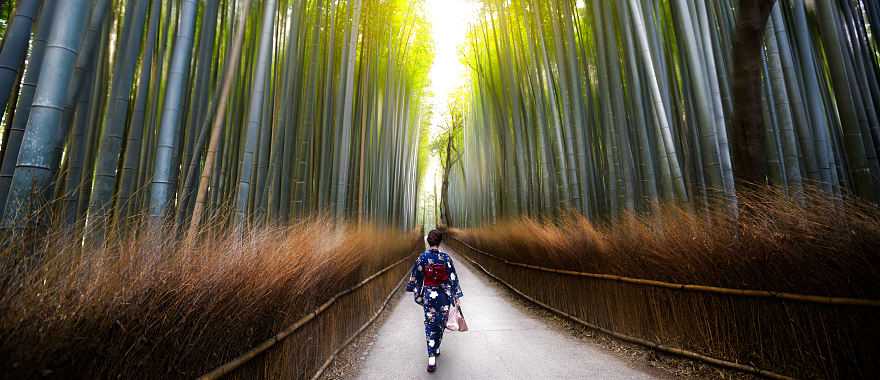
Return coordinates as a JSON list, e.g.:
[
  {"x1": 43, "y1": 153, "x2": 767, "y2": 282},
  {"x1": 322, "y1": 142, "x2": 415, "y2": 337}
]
[
  {"x1": 452, "y1": 188, "x2": 880, "y2": 298},
  {"x1": 0, "y1": 218, "x2": 421, "y2": 379},
  {"x1": 449, "y1": 188, "x2": 880, "y2": 378}
]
